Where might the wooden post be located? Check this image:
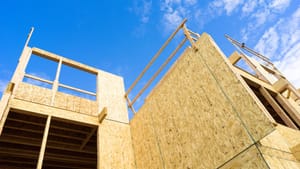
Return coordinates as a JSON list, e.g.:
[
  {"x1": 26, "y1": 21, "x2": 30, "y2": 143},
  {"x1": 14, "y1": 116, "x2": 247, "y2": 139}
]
[
  {"x1": 96, "y1": 71, "x2": 101, "y2": 114},
  {"x1": 51, "y1": 58, "x2": 62, "y2": 106},
  {"x1": 259, "y1": 87, "x2": 298, "y2": 129},
  {"x1": 36, "y1": 115, "x2": 51, "y2": 169},
  {"x1": 276, "y1": 94, "x2": 300, "y2": 127},
  {"x1": 97, "y1": 124, "x2": 101, "y2": 169}
]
